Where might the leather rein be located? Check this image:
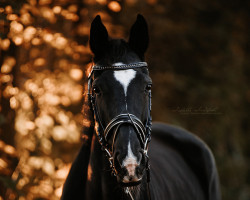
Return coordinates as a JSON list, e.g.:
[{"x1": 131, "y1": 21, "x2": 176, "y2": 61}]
[{"x1": 87, "y1": 62, "x2": 152, "y2": 199}]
